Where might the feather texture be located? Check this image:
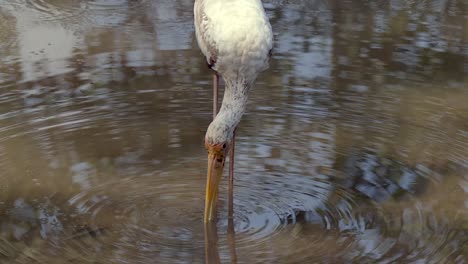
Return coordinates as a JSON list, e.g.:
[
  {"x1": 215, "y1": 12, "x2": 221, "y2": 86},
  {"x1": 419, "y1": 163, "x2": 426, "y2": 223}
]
[{"x1": 194, "y1": 0, "x2": 273, "y2": 144}]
